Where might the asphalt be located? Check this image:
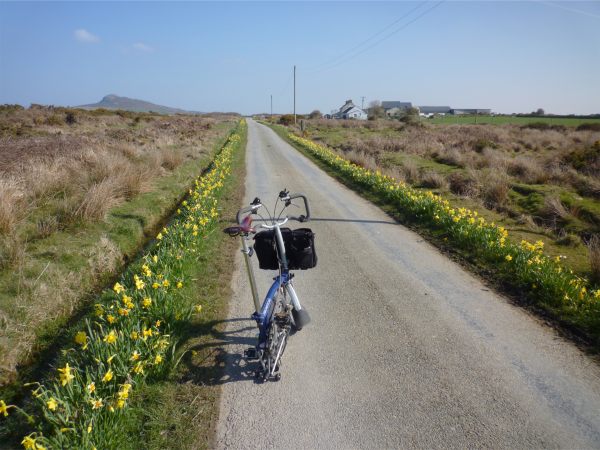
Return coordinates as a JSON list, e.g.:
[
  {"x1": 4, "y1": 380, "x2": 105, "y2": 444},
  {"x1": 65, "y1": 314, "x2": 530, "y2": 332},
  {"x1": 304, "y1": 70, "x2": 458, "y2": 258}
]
[{"x1": 214, "y1": 119, "x2": 600, "y2": 449}]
